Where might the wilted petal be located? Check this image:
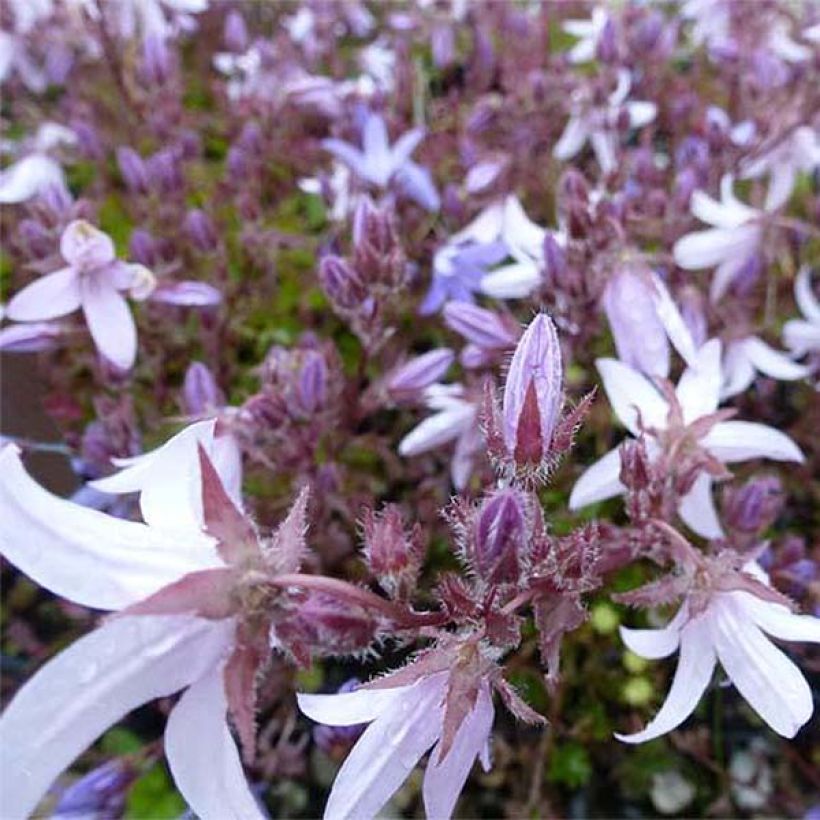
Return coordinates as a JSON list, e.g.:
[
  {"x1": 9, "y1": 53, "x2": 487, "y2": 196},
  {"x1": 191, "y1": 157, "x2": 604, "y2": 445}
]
[
  {"x1": 80, "y1": 277, "x2": 137, "y2": 370},
  {"x1": 6, "y1": 267, "x2": 81, "y2": 321},
  {"x1": 675, "y1": 338, "x2": 722, "y2": 424},
  {"x1": 702, "y1": 421, "x2": 804, "y2": 464},
  {"x1": 678, "y1": 472, "x2": 723, "y2": 540},
  {"x1": 711, "y1": 598, "x2": 813, "y2": 738},
  {"x1": 423, "y1": 681, "x2": 494, "y2": 820},
  {"x1": 616, "y1": 614, "x2": 716, "y2": 744},
  {"x1": 0, "y1": 445, "x2": 219, "y2": 610},
  {"x1": 0, "y1": 615, "x2": 233, "y2": 819},
  {"x1": 165, "y1": 663, "x2": 263, "y2": 820},
  {"x1": 298, "y1": 685, "x2": 409, "y2": 727},
  {"x1": 568, "y1": 447, "x2": 625, "y2": 509},
  {"x1": 322, "y1": 675, "x2": 445, "y2": 819},
  {"x1": 596, "y1": 358, "x2": 668, "y2": 435}
]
